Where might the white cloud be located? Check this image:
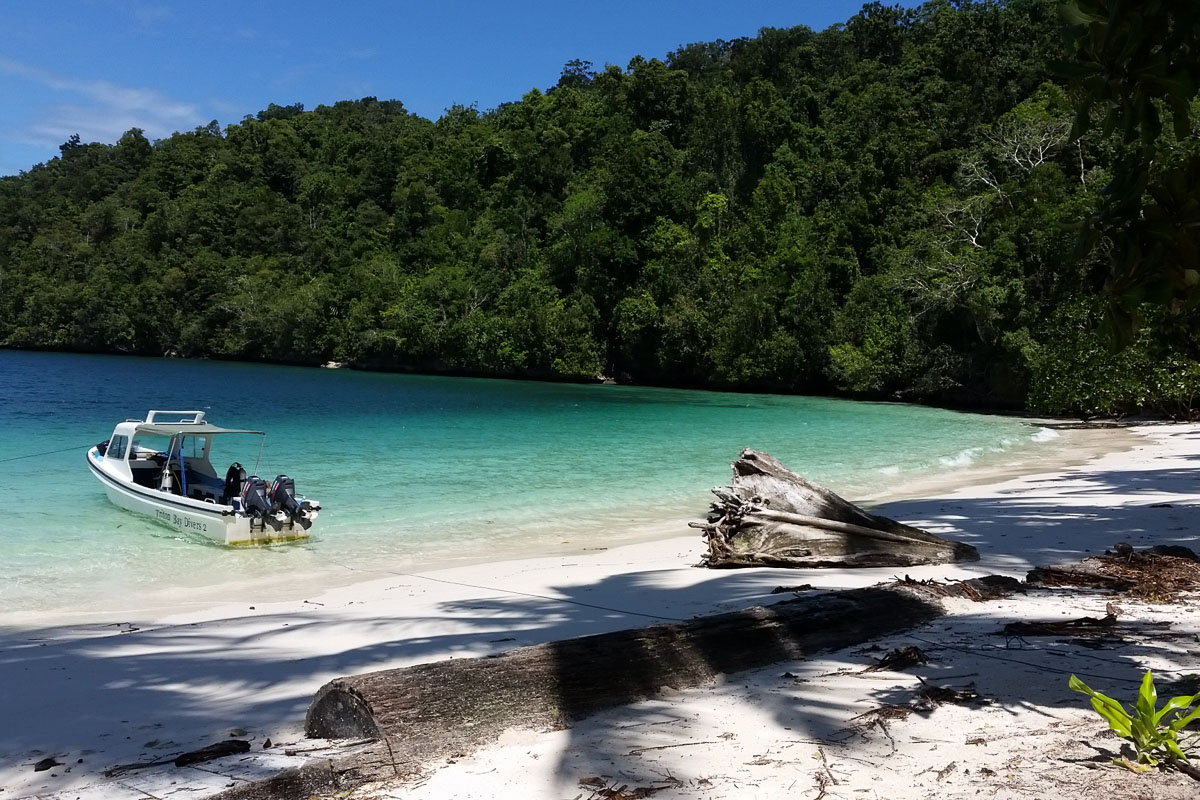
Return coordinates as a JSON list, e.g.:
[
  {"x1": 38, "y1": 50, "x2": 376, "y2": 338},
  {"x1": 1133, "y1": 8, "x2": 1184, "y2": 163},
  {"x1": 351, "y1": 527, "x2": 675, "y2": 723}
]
[{"x1": 0, "y1": 56, "x2": 207, "y2": 151}]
